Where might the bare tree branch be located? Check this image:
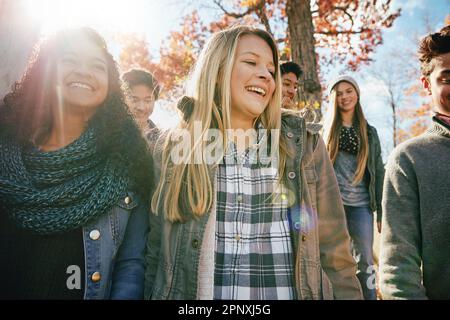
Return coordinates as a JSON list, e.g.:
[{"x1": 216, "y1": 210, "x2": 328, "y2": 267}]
[
  {"x1": 255, "y1": 4, "x2": 273, "y2": 35},
  {"x1": 315, "y1": 28, "x2": 371, "y2": 35},
  {"x1": 333, "y1": 6, "x2": 355, "y2": 27},
  {"x1": 213, "y1": 0, "x2": 273, "y2": 35},
  {"x1": 213, "y1": 0, "x2": 256, "y2": 18}
]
